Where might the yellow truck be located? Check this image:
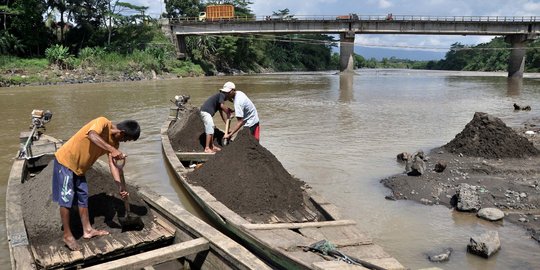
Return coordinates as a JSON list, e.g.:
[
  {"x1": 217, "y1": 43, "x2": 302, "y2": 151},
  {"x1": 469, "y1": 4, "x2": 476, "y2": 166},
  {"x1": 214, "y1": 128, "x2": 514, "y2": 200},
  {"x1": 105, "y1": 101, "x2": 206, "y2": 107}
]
[{"x1": 198, "y1": 5, "x2": 235, "y2": 22}]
